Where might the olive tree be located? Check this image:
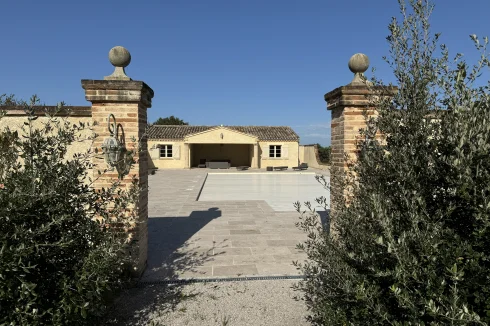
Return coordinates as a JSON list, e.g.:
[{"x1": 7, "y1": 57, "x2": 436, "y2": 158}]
[
  {"x1": 0, "y1": 95, "x2": 141, "y2": 325},
  {"x1": 295, "y1": 1, "x2": 490, "y2": 324}
]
